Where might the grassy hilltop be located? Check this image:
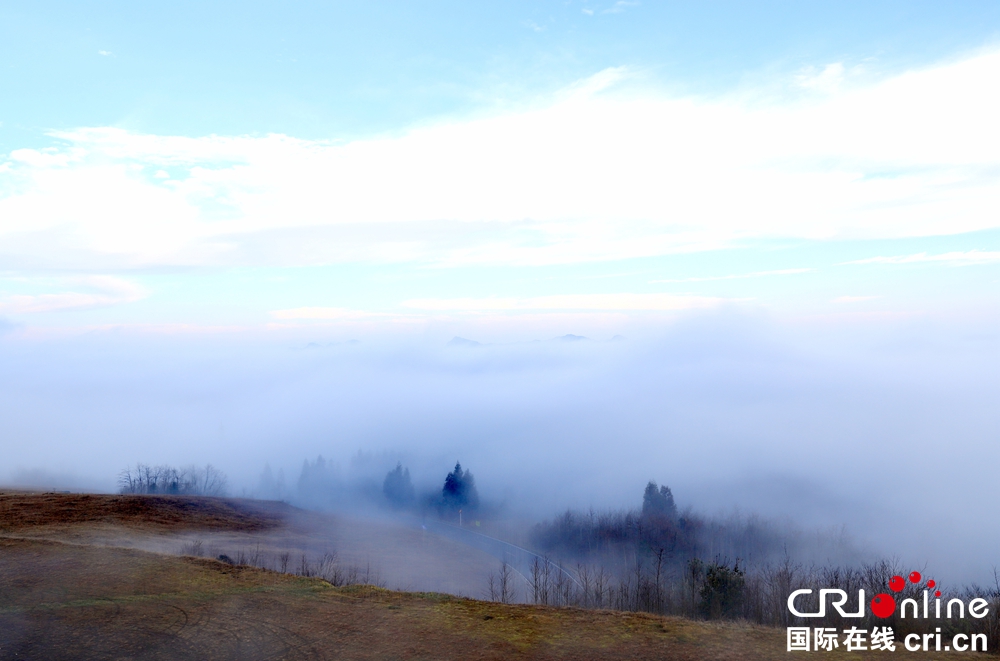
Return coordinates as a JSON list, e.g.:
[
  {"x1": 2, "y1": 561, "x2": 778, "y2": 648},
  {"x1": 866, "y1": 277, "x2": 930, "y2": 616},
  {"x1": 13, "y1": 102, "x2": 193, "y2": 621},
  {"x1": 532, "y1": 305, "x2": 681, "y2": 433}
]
[{"x1": 0, "y1": 492, "x2": 991, "y2": 660}]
